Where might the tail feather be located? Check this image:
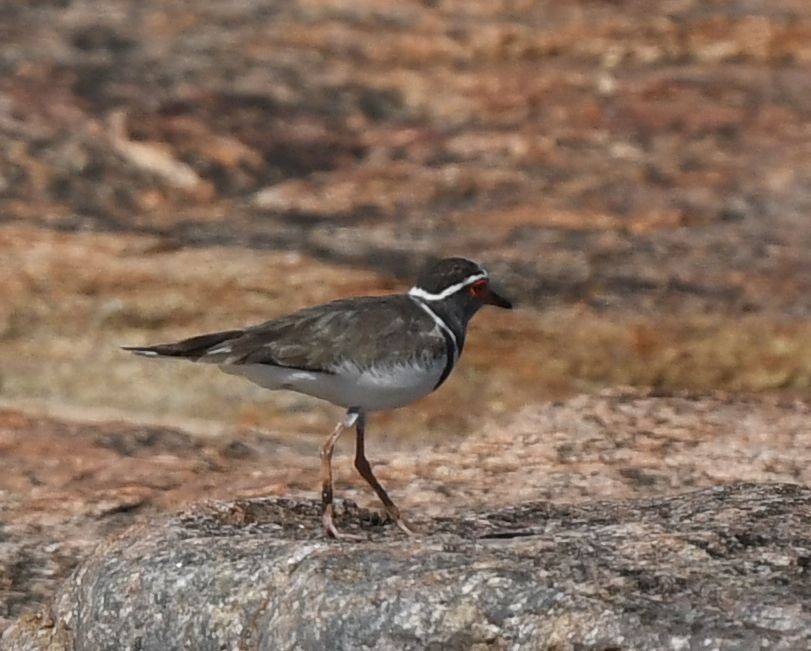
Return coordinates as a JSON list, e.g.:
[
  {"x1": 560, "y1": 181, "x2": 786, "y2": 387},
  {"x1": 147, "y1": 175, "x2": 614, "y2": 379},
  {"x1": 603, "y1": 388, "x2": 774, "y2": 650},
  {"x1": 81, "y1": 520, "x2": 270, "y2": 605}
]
[{"x1": 122, "y1": 329, "x2": 244, "y2": 361}]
